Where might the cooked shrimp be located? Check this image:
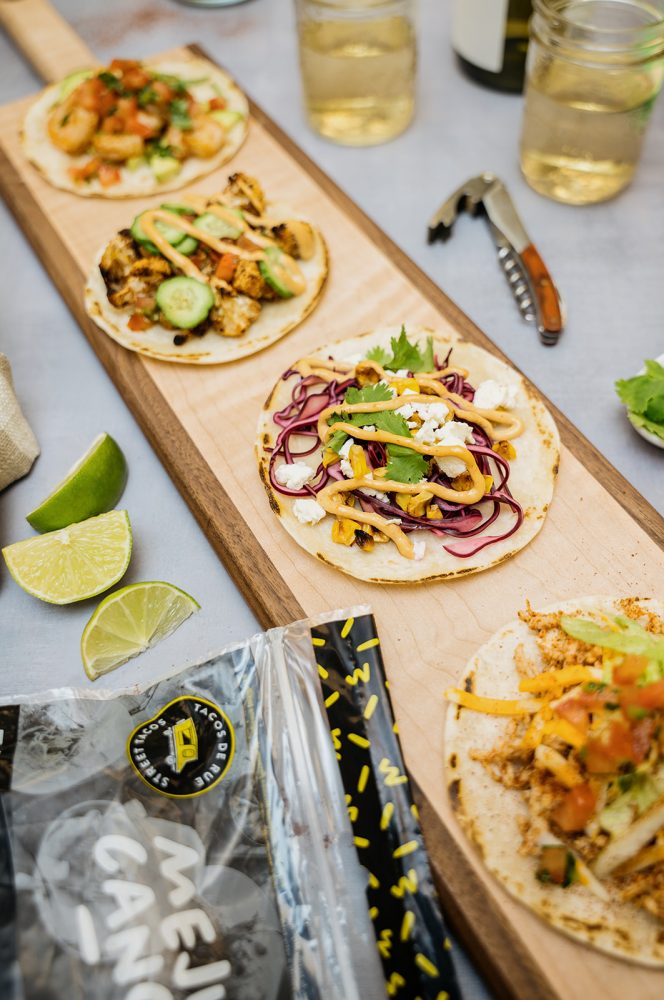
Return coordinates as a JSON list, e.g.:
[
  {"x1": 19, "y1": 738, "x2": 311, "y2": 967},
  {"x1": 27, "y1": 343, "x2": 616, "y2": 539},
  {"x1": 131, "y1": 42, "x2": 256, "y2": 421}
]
[
  {"x1": 92, "y1": 133, "x2": 145, "y2": 162},
  {"x1": 183, "y1": 116, "x2": 225, "y2": 159},
  {"x1": 47, "y1": 104, "x2": 98, "y2": 155}
]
